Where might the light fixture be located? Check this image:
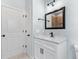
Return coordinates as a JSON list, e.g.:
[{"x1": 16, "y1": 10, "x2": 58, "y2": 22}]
[
  {"x1": 47, "y1": 0, "x2": 55, "y2": 6},
  {"x1": 38, "y1": 18, "x2": 50, "y2": 22}
]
